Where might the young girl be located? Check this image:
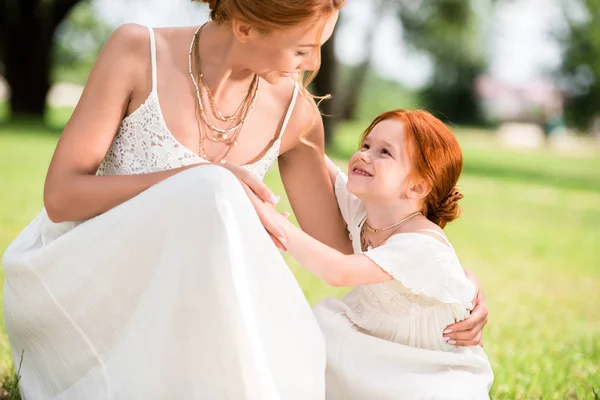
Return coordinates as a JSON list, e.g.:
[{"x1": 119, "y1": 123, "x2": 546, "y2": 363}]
[{"x1": 266, "y1": 110, "x2": 494, "y2": 399}]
